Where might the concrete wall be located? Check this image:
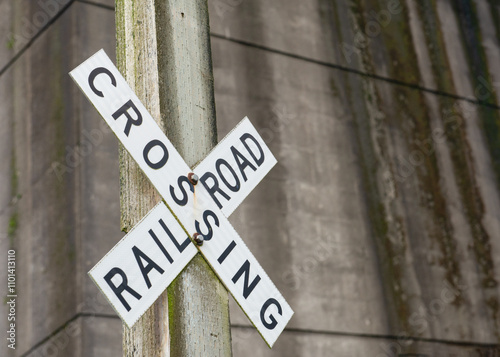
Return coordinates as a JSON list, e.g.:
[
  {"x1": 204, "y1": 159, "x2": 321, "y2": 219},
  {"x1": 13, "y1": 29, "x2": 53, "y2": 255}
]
[
  {"x1": 0, "y1": 1, "x2": 121, "y2": 356},
  {"x1": 1, "y1": 0, "x2": 499, "y2": 356}
]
